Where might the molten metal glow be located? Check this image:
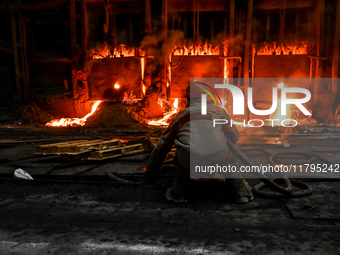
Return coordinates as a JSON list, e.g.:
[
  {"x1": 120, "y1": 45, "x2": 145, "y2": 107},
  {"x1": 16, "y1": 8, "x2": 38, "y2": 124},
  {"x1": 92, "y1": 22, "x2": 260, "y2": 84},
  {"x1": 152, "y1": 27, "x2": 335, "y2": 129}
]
[
  {"x1": 224, "y1": 58, "x2": 230, "y2": 86},
  {"x1": 148, "y1": 99, "x2": 179, "y2": 126},
  {"x1": 45, "y1": 101, "x2": 102, "y2": 127},
  {"x1": 142, "y1": 85, "x2": 146, "y2": 96},
  {"x1": 167, "y1": 55, "x2": 171, "y2": 88},
  {"x1": 114, "y1": 83, "x2": 120, "y2": 89},
  {"x1": 141, "y1": 58, "x2": 145, "y2": 80},
  {"x1": 173, "y1": 98, "x2": 179, "y2": 109},
  {"x1": 141, "y1": 57, "x2": 145, "y2": 96}
]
